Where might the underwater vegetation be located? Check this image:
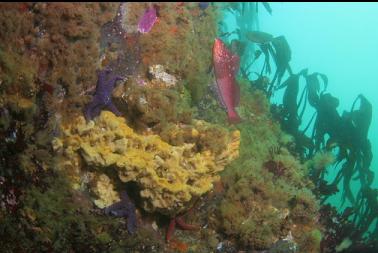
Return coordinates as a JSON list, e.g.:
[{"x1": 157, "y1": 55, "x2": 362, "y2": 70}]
[
  {"x1": 213, "y1": 2, "x2": 377, "y2": 251},
  {"x1": 236, "y1": 10, "x2": 377, "y2": 253},
  {"x1": 0, "y1": 2, "x2": 376, "y2": 253},
  {"x1": 215, "y1": 80, "x2": 321, "y2": 252}
]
